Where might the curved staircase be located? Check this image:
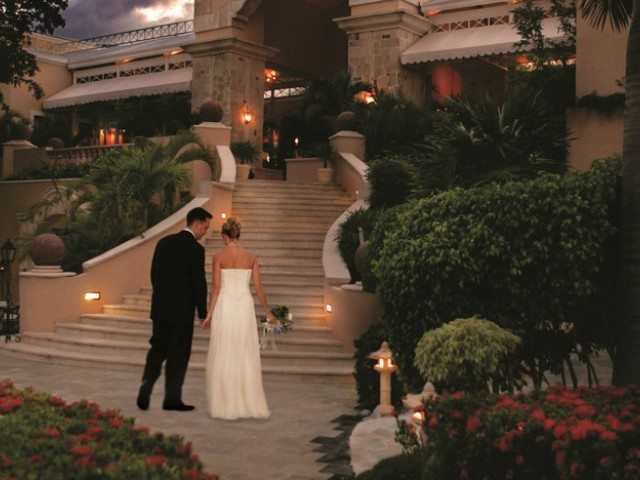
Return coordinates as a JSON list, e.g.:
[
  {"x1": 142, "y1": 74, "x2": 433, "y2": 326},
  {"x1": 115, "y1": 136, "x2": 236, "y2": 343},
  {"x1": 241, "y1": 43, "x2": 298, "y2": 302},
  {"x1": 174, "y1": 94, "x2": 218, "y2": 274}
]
[{"x1": 4, "y1": 180, "x2": 356, "y2": 383}]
